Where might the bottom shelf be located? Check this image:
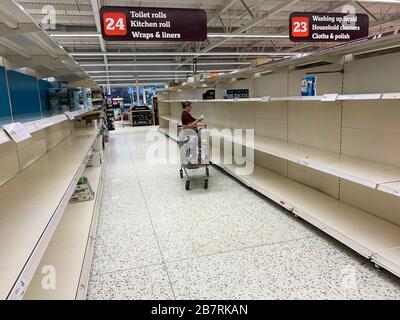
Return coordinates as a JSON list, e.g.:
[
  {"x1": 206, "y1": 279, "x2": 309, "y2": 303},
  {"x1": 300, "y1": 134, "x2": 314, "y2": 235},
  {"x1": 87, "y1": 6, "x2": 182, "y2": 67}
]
[
  {"x1": 373, "y1": 248, "x2": 400, "y2": 277},
  {"x1": 23, "y1": 163, "x2": 105, "y2": 300},
  {"x1": 211, "y1": 154, "x2": 400, "y2": 277},
  {"x1": 158, "y1": 127, "x2": 177, "y2": 141}
]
